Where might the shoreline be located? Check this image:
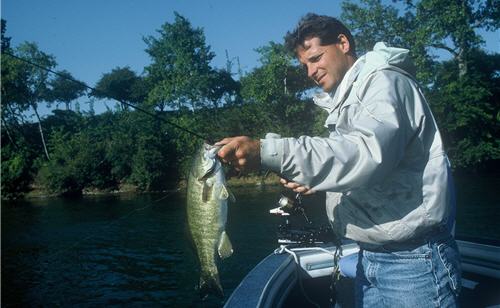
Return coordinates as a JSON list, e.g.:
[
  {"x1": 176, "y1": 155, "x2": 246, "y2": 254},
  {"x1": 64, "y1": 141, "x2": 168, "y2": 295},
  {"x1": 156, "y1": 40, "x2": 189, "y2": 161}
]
[{"x1": 20, "y1": 174, "x2": 282, "y2": 200}]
